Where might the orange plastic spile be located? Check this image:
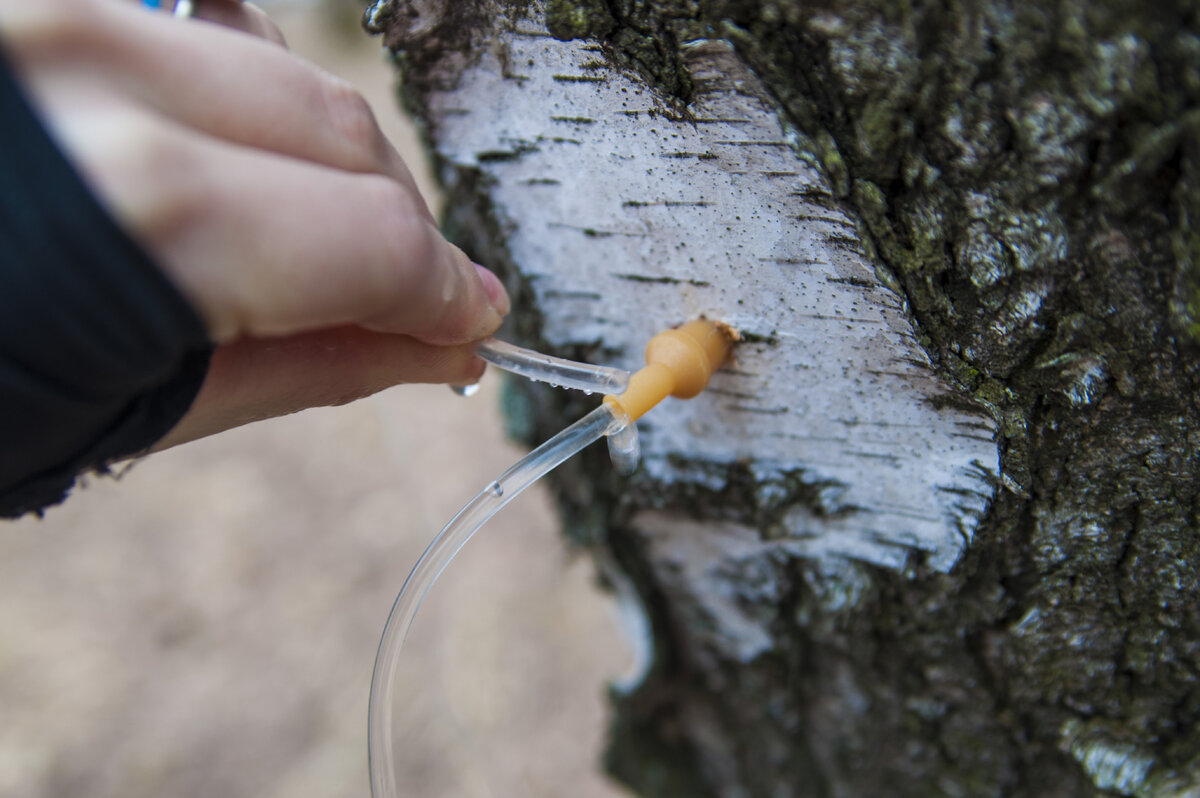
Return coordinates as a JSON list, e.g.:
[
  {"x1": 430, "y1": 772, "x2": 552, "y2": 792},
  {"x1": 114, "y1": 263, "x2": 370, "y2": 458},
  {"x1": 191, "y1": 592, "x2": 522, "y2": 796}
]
[{"x1": 603, "y1": 320, "x2": 734, "y2": 422}]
